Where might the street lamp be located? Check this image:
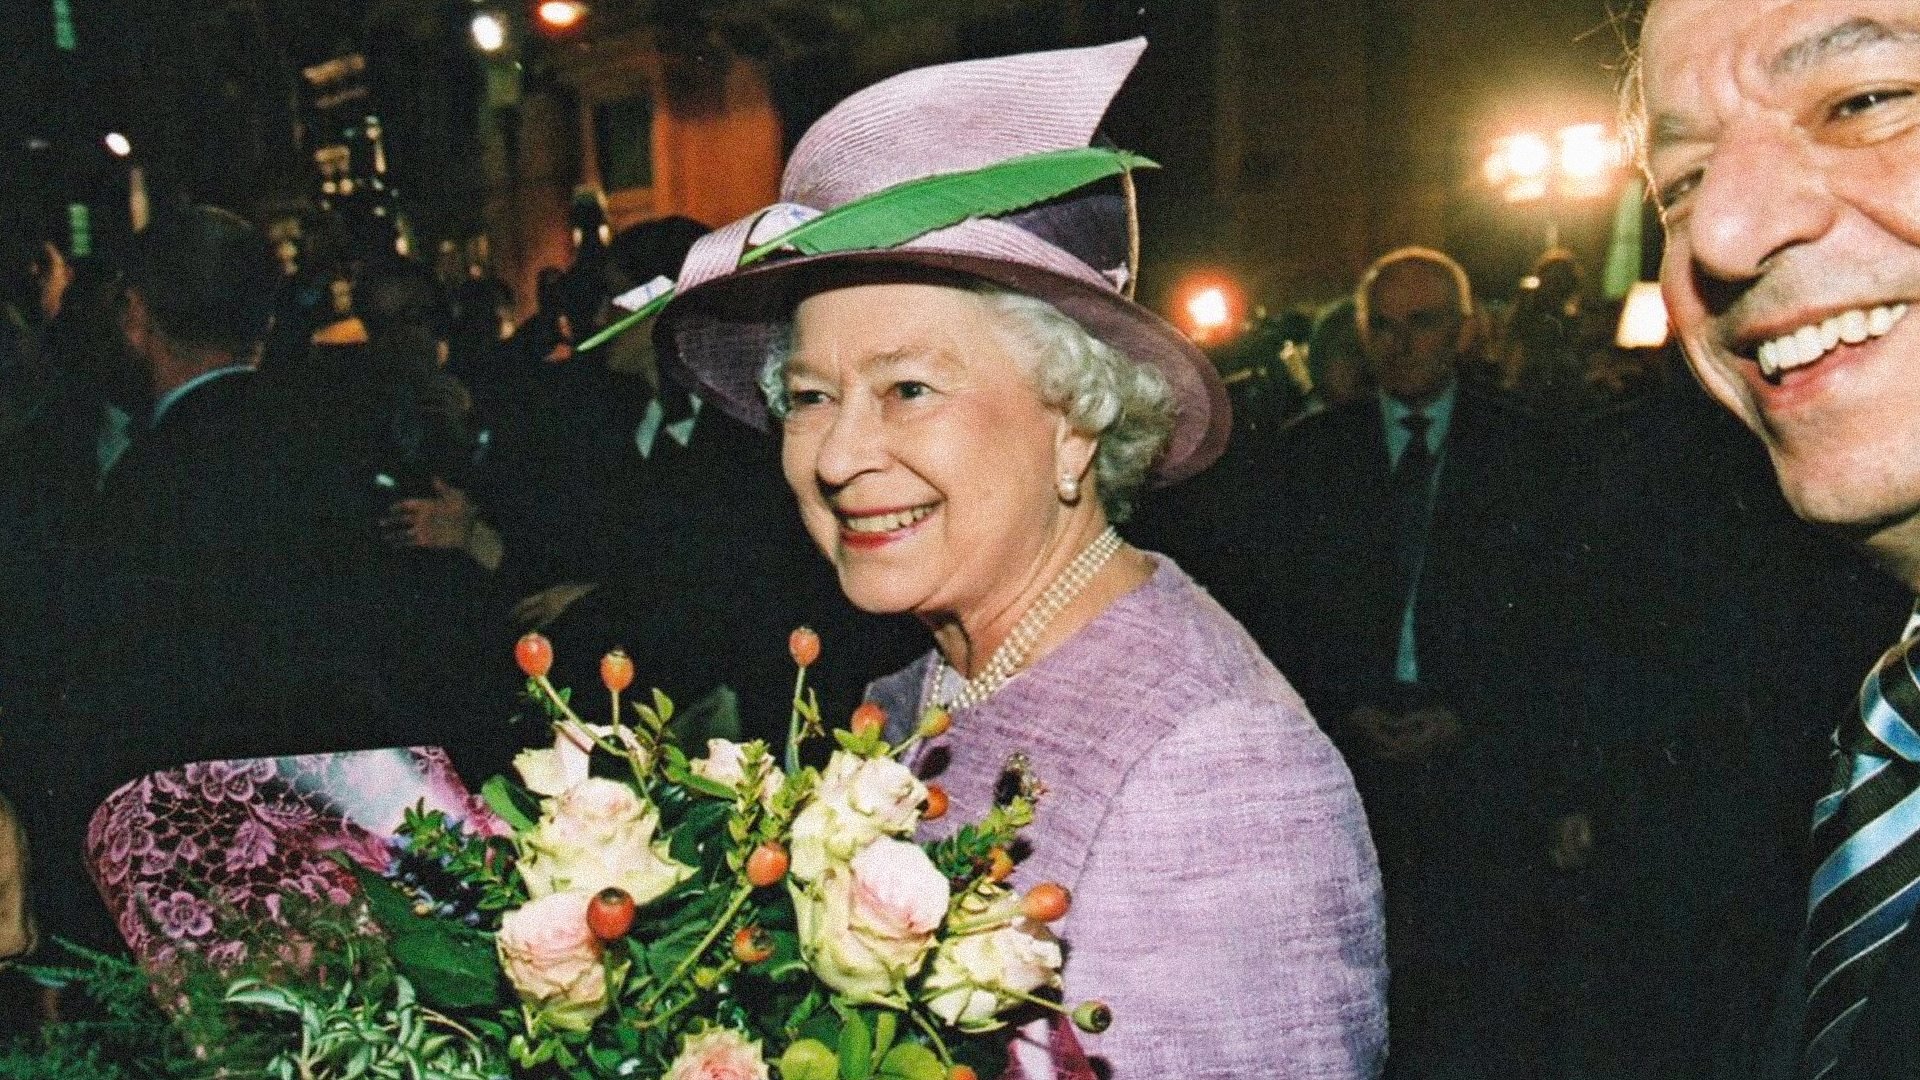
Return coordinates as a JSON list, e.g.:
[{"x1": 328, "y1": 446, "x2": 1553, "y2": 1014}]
[
  {"x1": 1483, "y1": 122, "x2": 1625, "y2": 249},
  {"x1": 470, "y1": 12, "x2": 508, "y2": 53},
  {"x1": 1172, "y1": 274, "x2": 1246, "y2": 346},
  {"x1": 535, "y1": 0, "x2": 587, "y2": 34}
]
